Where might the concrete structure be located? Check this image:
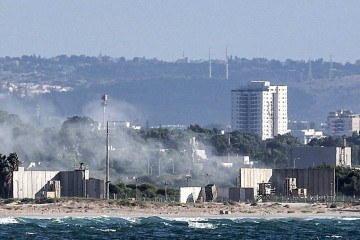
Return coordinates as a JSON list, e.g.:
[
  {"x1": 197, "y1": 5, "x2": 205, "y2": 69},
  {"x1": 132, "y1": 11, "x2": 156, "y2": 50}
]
[
  {"x1": 239, "y1": 167, "x2": 337, "y2": 197},
  {"x1": 327, "y1": 110, "x2": 360, "y2": 137},
  {"x1": 59, "y1": 170, "x2": 89, "y2": 197},
  {"x1": 86, "y1": 179, "x2": 105, "y2": 198},
  {"x1": 290, "y1": 146, "x2": 351, "y2": 168},
  {"x1": 291, "y1": 129, "x2": 324, "y2": 144},
  {"x1": 13, "y1": 168, "x2": 59, "y2": 199},
  {"x1": 272, "y1": 168, "x2": 336, "y2": 196},
  {"x1": 239, "y1": 168, "x2": 272, "y2": 196},
  {"x1": 229, "y1": 187, "x2": 254, "y2": 202},
  {"x1": 231, "y1": 81, "x2": 288, "y2": 140},
  {"x1": 205, "y1": 184, "x2": 217, "y2": 202},
  {"x1": 179, "y1": 187, "x2": 202, "y2": 203},
  {"x1": 12, "y1": 167, "x2": 104, "y2": 199},
  {"x1": 216, "y1": 187, "x2": 229, "y2": 202}
]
